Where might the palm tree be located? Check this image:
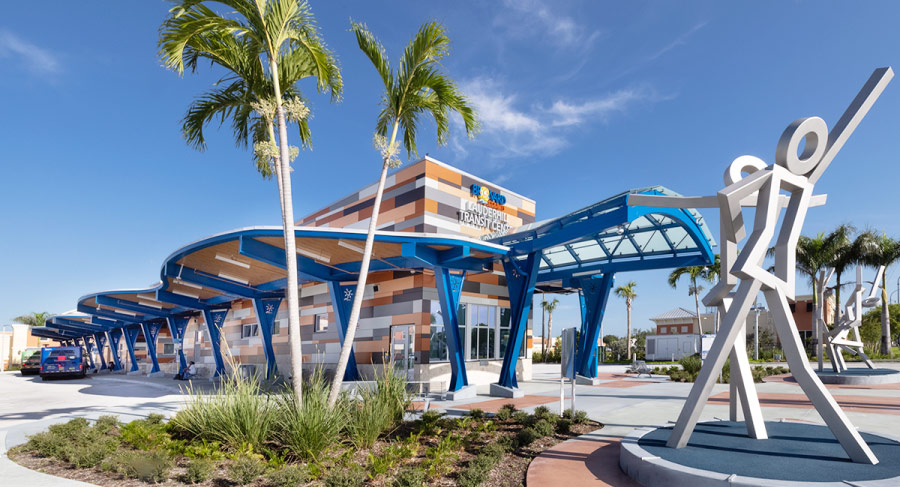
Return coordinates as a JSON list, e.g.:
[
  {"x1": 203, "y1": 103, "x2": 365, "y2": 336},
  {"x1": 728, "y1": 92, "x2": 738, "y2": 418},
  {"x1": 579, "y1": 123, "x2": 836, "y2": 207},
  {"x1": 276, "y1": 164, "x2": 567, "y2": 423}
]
[
  {"x1": 825, "y1": 224, "x2": 856, "y2": 323},
  {"x1": 705, "y1": 254, "x2": 721, "y2": 332},
  {"x1": 540, "y1": 295, "x2": 547, "y2": 358},
  {"x1": 614, "y1": 282, "x2": 637, "y2": 360},
  {"x1": 860, "y1": 232, "x2": 900, "y2": 355},
  {"x1": 668, "y1": 266, "x2": 709, "y2": 336},
  {"x1": 541, "y1": 298, "x2": 560, "y2": 362},
  {"x1": 328, "y1": 21, "x2": 478, "y2": 404},
  {"x1": 14, "y1": 312, "x2": 51, "y2": 327},
  {"x1": 159, "y1": 0, "x2": 342, "y2": 406}
]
